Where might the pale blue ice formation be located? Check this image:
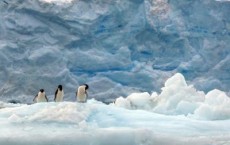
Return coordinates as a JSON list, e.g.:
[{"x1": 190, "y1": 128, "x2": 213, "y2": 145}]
[{"x1": 0, "y1": 0, "x2": 230, "y2": 103}]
